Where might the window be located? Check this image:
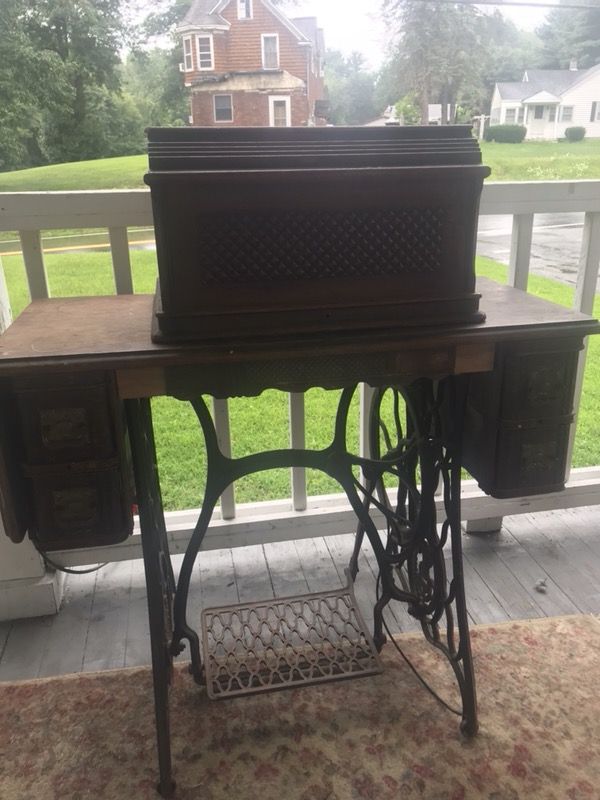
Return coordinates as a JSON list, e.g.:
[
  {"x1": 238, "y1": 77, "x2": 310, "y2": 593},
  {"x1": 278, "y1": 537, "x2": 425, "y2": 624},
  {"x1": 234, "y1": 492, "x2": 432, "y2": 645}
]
[
  {"x1": 238, "y1": 0, "x2": 252, "y2": 18},
  {"x1": 505, "y1": 108, "x2": 516, "y2": 124},
  {"x1": 262, "y1": 34, "x2": 279, "y2": 69},
  {"x1": 591, "y1": 101, "x2": 600, "y2": 121},
  {"x1": 214, "y1": 95, "x2": 233, "y2": 123},
  {"x1": 197, "y1": 35, "x2": 214, "y2": 70},
  {"x1": 183, "y1": 36, "x2": 193, "y2": 71},
  {"x1": 534, "y1": 105, "x2": 544, "y2": 120},
  {"x1": 517, "y1": 107, "x2": 525, "y2": 124},
  {"x1": 561, "y1": 106, "x2": 574, "y2": 122},
  {"x1": 549, "y1": 106, "x2": 556, "y2": 122}
]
